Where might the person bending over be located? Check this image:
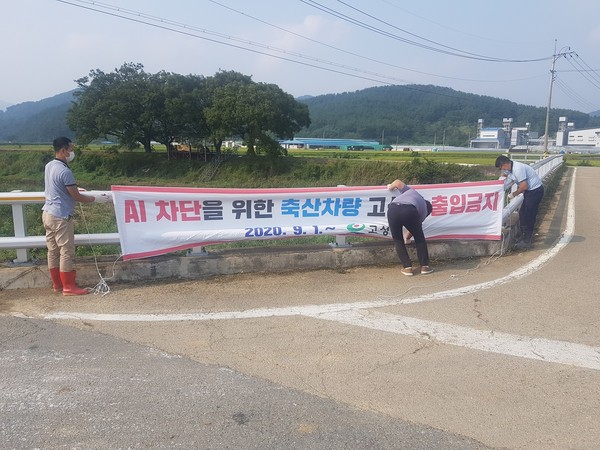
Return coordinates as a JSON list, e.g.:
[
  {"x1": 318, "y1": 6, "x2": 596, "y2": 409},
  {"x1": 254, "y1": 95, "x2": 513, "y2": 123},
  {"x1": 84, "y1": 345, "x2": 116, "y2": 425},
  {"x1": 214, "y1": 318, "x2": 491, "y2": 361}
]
[{"x1": 386, "y1": 179, "x2": 433, "y2": 276}]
